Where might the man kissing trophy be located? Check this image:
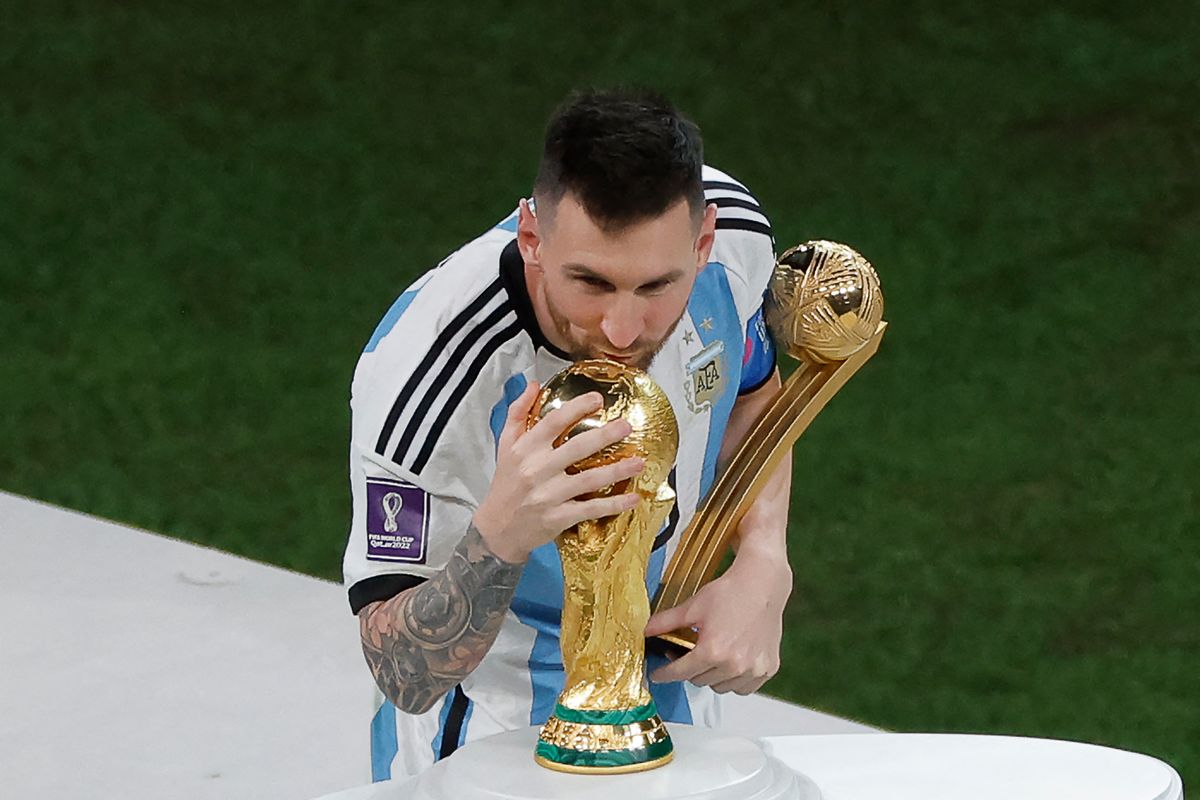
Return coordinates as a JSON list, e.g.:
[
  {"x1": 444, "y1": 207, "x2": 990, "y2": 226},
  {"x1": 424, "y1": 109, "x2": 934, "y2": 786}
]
[{"x1": 406, "y1": 240, "x2": 885, "y2": 800}]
